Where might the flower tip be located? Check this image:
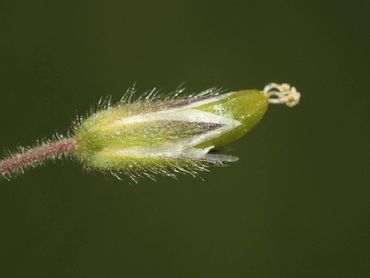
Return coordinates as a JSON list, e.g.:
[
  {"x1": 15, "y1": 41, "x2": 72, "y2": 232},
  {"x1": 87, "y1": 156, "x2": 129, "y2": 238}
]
[{"x1": 263, "y1": 83, "x2": 301, "y2": 107}]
